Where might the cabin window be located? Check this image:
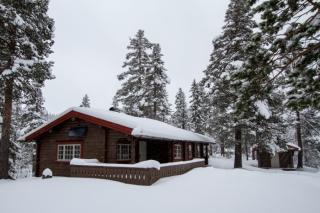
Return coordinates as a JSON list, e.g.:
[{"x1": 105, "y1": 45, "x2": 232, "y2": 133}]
[
  {"x1": 57, "y1": 144, "x2": 81, "y2": 161},
  {"x1": 68, "y1": 127, "x2": 87, "y2": 137},
  {"x1": 174, "y1": 144, "x2": 182, "y2": 160},
  {"x1": 117, "y1": 144, "x2": 131, "y2": 160},
  {"x1": 188, "y1": 144, "x2": 193, "y2": 158}
]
